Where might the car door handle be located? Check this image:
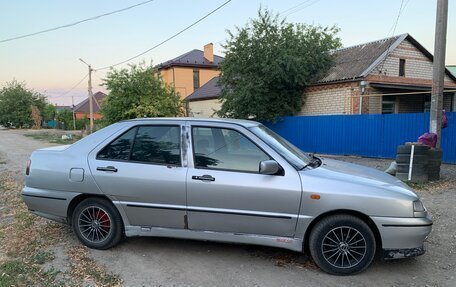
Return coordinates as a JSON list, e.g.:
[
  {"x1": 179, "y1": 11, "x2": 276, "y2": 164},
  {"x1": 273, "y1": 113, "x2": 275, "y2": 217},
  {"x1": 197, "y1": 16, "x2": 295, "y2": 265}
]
[
  {"x1": 192, "y1": 175, "x2": 215, "y2": 182},
  {"x1": 97, "y1": 166, "x2": 118, "y2": 172}
]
